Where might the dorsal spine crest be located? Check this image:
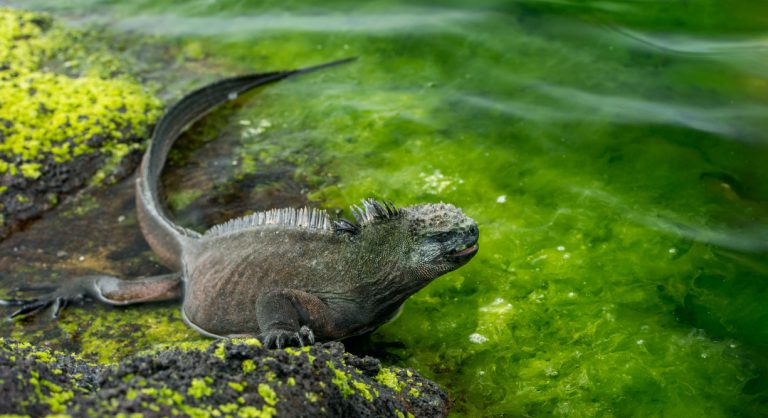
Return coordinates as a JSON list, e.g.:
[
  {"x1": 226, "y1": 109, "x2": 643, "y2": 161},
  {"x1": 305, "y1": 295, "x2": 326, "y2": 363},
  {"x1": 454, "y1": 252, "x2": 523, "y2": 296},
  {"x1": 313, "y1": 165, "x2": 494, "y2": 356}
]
[
  {"x1": 205, "y1": 207, "x2": 332, "y2": 237},
  {"x1": 204, "y1": 199, "x2": 400, "y2": 237}
]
